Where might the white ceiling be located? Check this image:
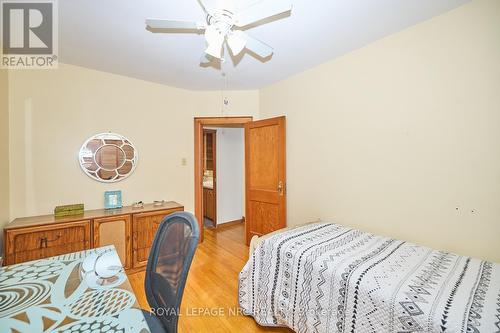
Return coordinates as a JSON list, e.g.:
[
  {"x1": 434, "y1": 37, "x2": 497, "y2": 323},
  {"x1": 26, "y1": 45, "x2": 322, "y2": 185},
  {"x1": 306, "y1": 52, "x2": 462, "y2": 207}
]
[{"x1": 59, "y1": 0, "x2": 469, "y2": 90}]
